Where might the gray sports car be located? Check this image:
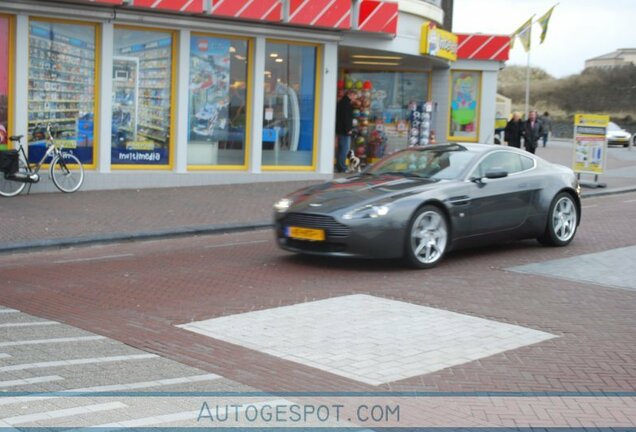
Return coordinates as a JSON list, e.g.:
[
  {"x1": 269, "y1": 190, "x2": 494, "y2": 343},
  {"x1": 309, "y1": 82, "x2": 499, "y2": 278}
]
[{"x1": 274, "y1": 144, "x2": 581, "y2": 268}]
